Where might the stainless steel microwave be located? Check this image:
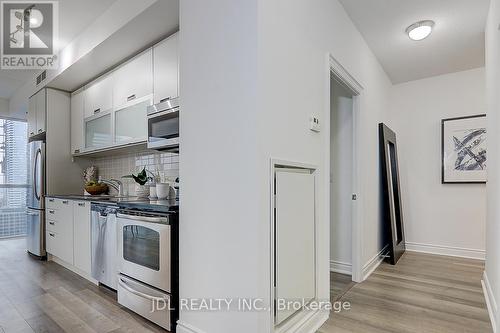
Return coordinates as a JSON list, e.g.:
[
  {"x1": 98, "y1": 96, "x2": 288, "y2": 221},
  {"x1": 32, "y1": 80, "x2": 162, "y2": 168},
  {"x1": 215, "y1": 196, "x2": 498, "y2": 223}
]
[{"x1": 147, "y1": 98, "x2": 179, "y2": 151}]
